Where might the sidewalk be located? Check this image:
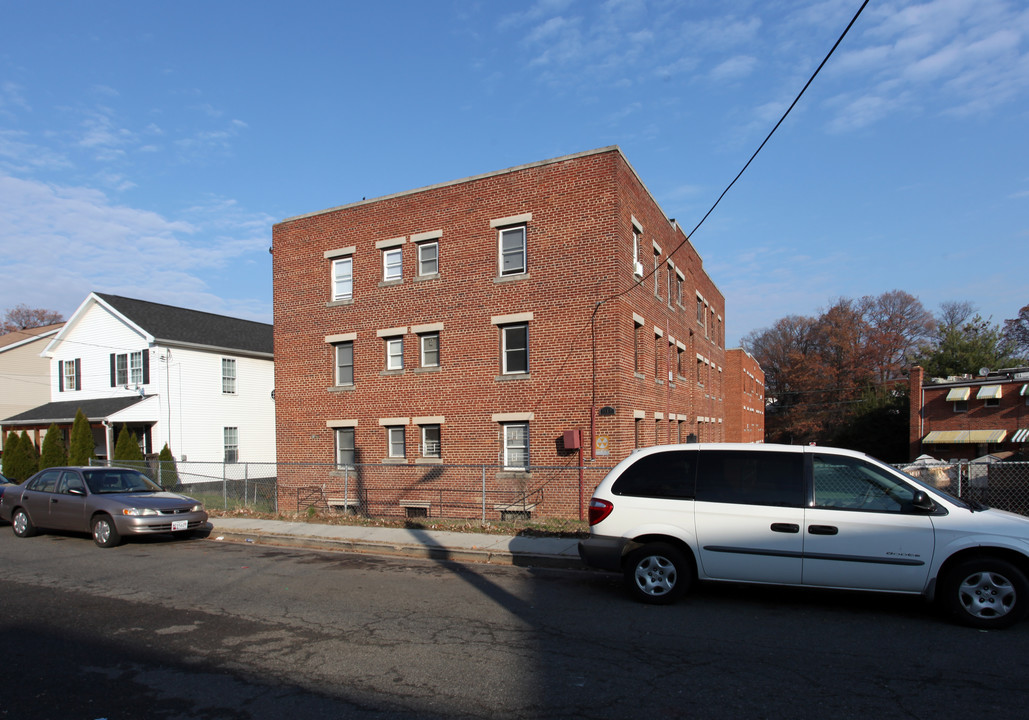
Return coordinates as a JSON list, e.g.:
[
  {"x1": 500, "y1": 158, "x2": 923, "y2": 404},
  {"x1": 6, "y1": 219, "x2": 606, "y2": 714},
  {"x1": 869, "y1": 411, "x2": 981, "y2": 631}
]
[{"x1": 207, "y1": 517, "x2": 585, "y2": 569}]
